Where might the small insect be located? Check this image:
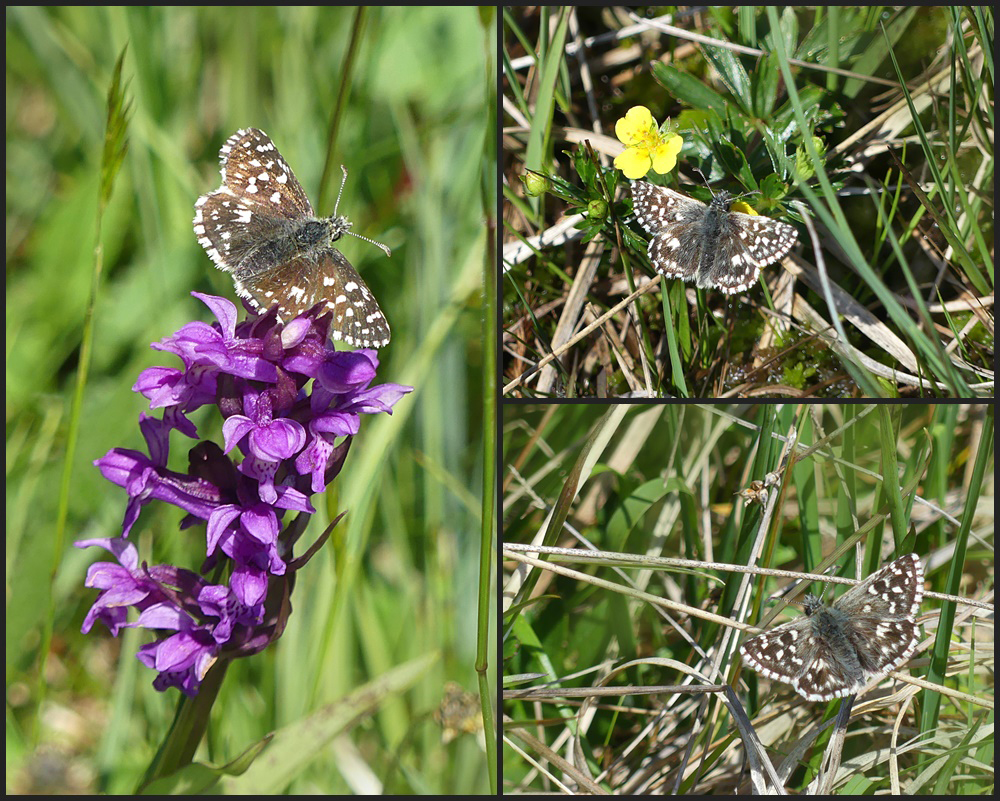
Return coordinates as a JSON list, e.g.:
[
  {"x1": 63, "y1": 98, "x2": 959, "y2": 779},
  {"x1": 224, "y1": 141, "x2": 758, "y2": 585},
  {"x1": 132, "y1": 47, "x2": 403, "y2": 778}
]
[
  {"x1": 738, "y1": 472, "x2": 781, "y2": 506},
  {"x1": 434, "y1": 681, "x2": 484, "y2": 744},
  {"x1": 737, "y1": 480, "x2": 768, "y2": 507}
]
